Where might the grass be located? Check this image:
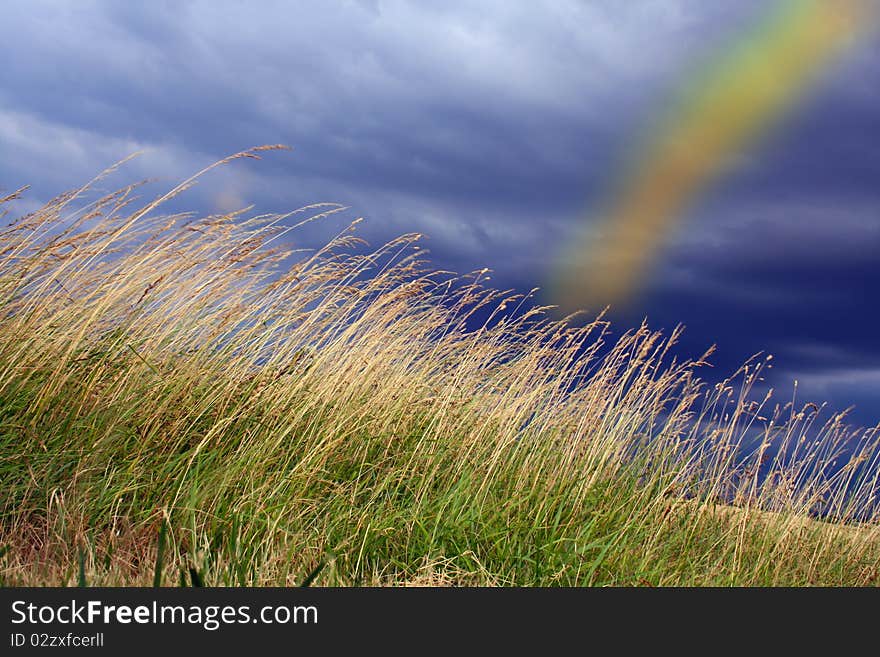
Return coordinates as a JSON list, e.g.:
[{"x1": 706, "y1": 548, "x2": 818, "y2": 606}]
[{"x1": 1, "y1": 147, "x2": 878, "y2": 586}]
